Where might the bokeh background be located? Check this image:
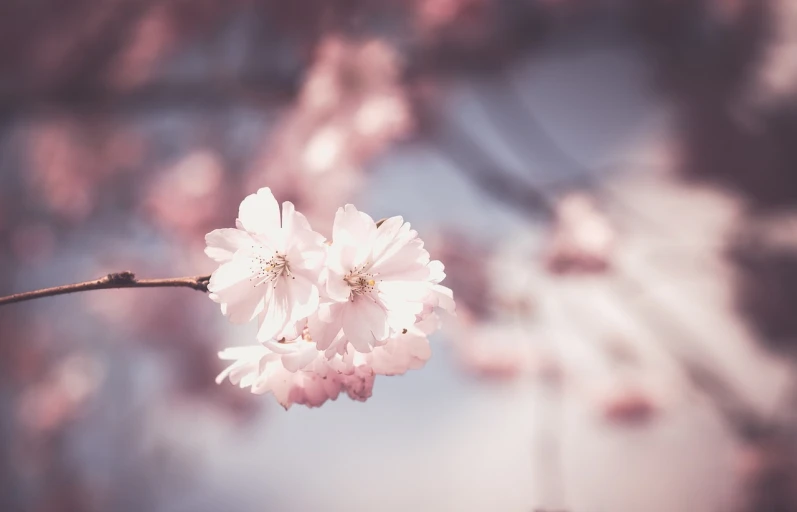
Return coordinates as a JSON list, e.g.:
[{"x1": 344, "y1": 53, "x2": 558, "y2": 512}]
[{"x1": 2, "y1": 1, "x2": 797, "y2": 511}]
